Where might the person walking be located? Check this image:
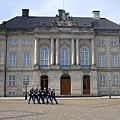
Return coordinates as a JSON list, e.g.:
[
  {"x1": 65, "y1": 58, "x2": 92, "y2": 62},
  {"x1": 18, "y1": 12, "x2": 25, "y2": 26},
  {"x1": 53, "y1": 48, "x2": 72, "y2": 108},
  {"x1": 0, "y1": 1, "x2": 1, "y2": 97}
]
[
  {"x1": 51, "y1": 89, "x2": 58, "y2": 104},
  {"x1": 28, "y1": 88, "x2": 35, "y2": 104}
]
